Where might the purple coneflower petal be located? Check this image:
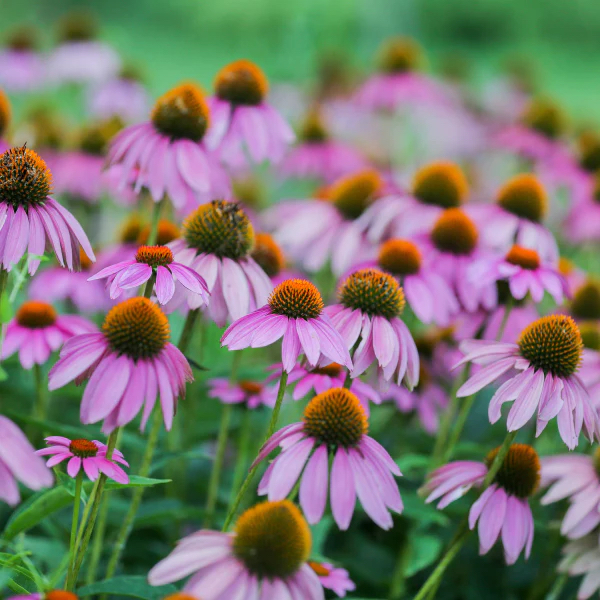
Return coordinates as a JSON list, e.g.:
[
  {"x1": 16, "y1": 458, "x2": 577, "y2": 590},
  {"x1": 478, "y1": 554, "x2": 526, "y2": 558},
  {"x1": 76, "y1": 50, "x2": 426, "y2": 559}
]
[
  {"x1": 300, "y1": 445, "x2": 328, "y2": 524},
  {"x1": 267, "y1": 437, "x2": 314, "y2": 500},
  {"x1": 330, "y1": 447, "x2": 356, "y2": 530},
  {"x1": 478, "y1": 486, "x2": 507, "y2": 554}
]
